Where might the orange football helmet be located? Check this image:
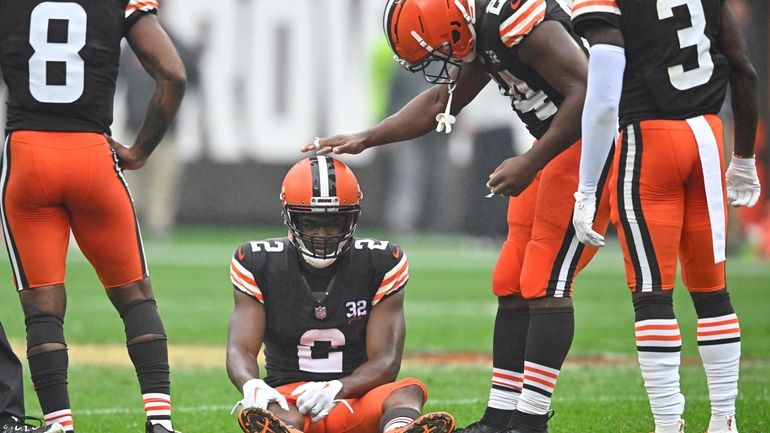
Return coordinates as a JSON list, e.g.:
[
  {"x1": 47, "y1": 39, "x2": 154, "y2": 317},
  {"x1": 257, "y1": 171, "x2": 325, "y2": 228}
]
[
  {"x1": 383, "y1": 0, "x2": 477, "y2": 84},
  {"x1": 281, "y1": 156, "x2": 362, "y2": 262}
]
